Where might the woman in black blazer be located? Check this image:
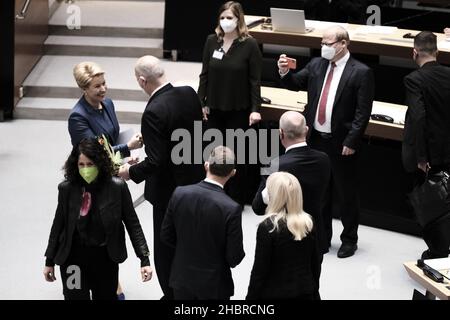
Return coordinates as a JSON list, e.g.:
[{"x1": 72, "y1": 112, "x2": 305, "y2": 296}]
[
  {"x1": 246, "y1": 172, "x2": 320, "y2": 300},
  {"x1": 43, "y1": 138, "x2": 152, "y2": 300},
  {"x1": 198, "y1": 1, "x2": 262, "y2": 206}
]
